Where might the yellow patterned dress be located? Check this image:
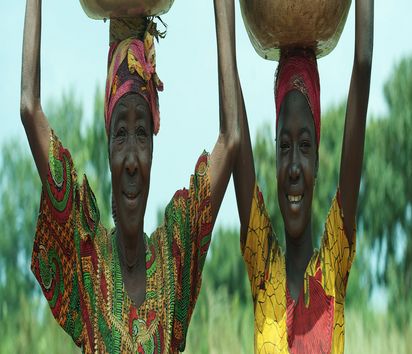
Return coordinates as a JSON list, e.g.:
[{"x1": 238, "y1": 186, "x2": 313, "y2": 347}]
[
  {"x1": 31, "y1": 130, "x2": 212, "y2": 353},
  {"x1": 242, "y1": 184, "x2": 356, "y2": 353}
]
